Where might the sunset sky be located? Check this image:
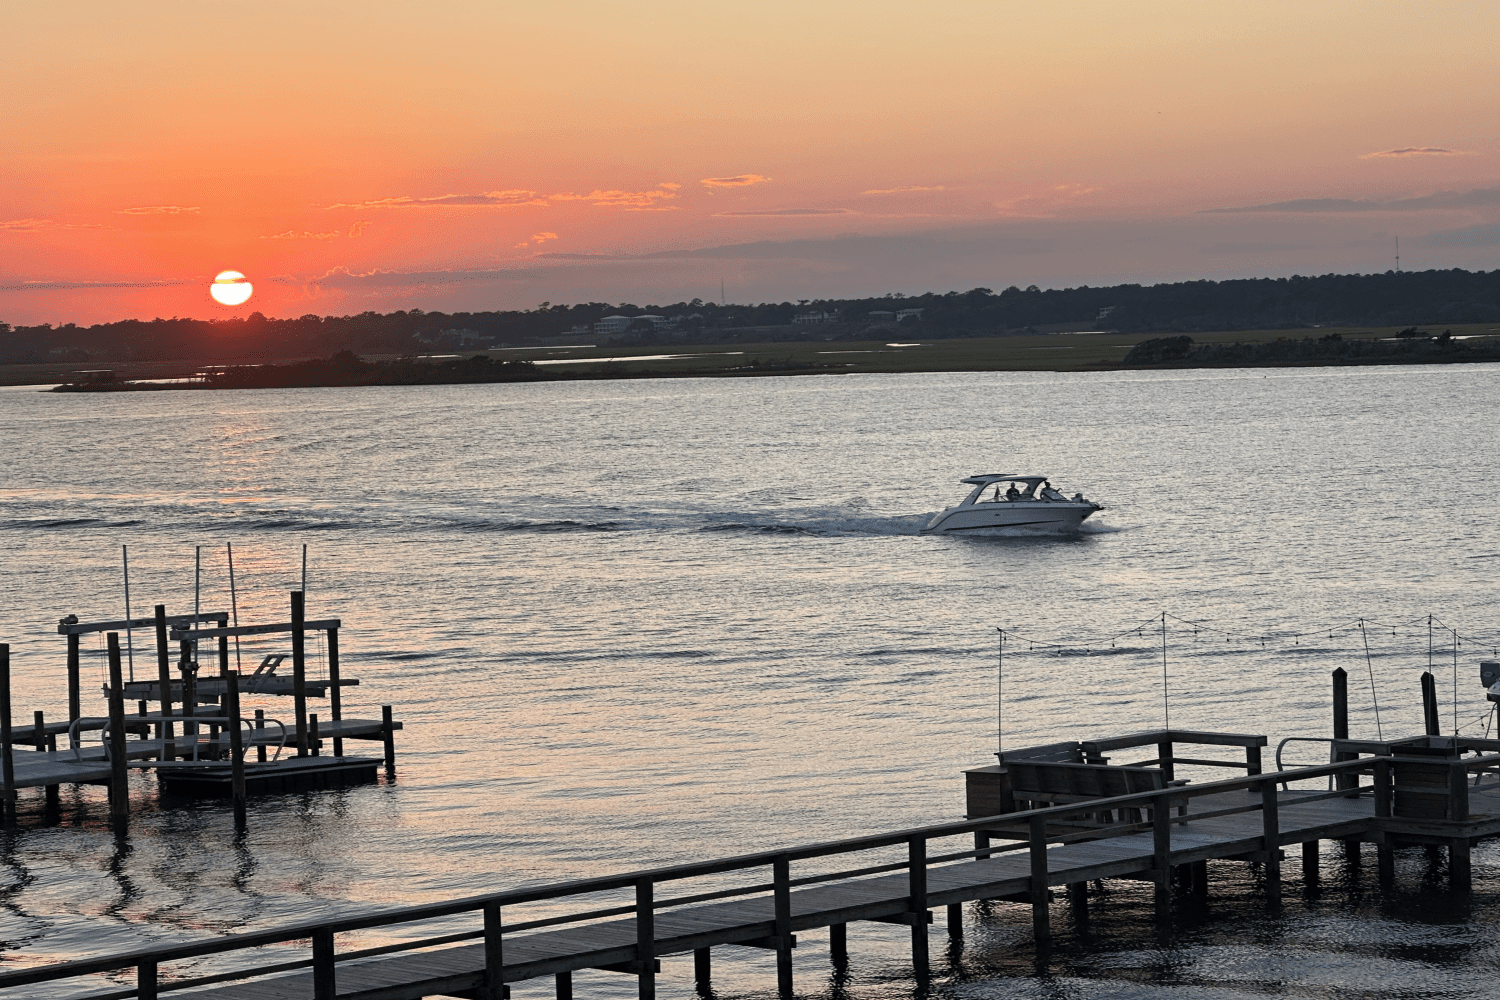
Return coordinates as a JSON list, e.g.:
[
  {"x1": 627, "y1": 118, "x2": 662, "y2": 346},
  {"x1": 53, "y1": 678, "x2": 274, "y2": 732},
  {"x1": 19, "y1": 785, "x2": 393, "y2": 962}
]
[{"x1": 3, "y1": 1, "x2": 1496, "y2": 326}]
